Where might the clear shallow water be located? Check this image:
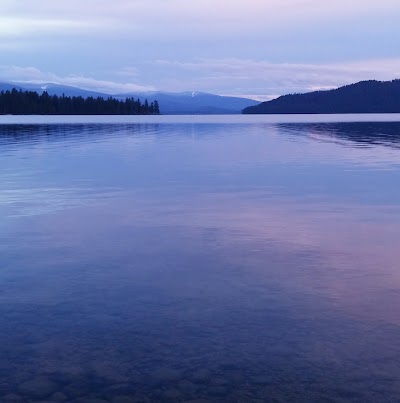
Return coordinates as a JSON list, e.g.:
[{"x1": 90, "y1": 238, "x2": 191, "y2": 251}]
[{"x1": 1, "y1": 115, "x2": 400, "y2": 402}]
